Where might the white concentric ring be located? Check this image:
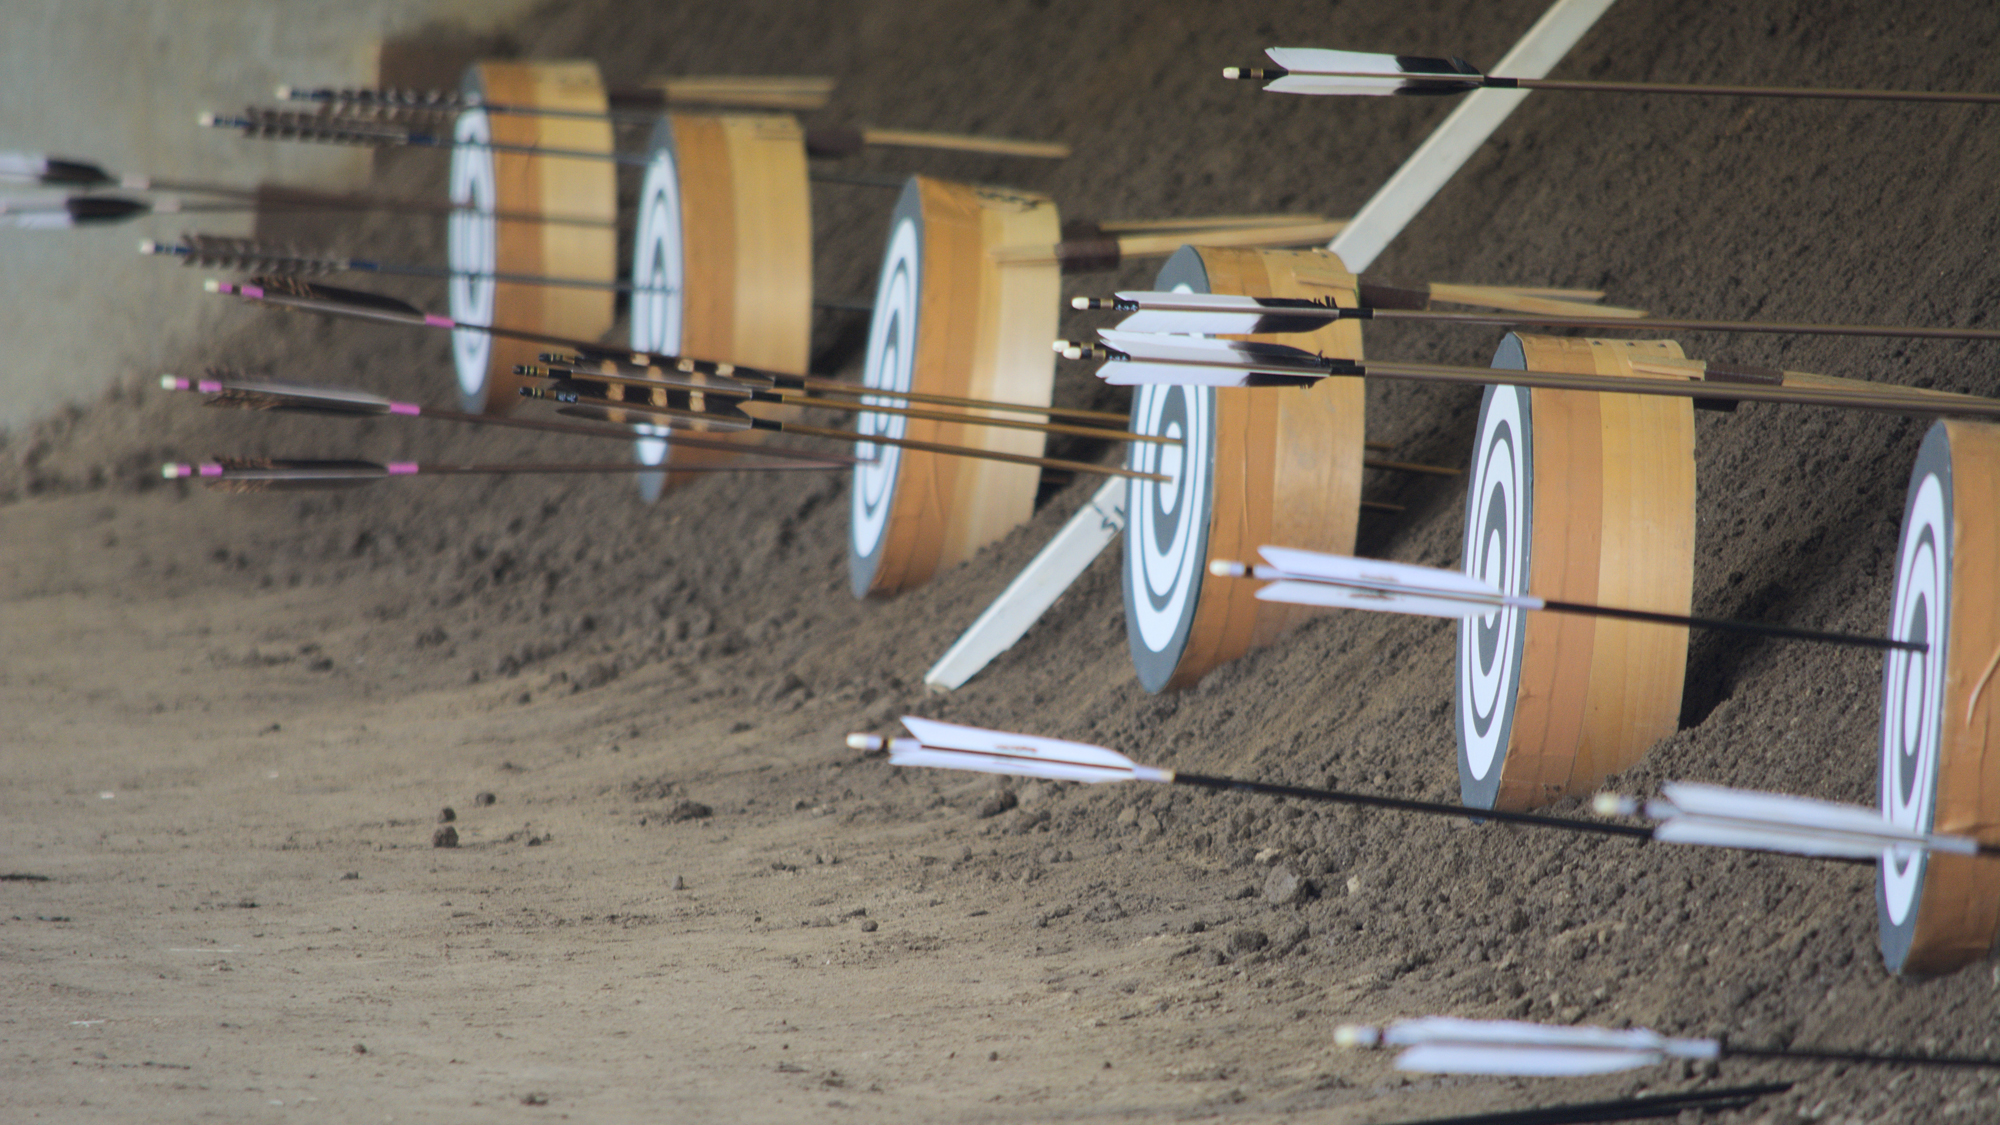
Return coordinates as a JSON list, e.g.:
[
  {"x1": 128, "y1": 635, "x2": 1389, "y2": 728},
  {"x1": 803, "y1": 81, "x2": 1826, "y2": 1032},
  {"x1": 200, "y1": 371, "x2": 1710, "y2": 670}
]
[
  {"x1": 1127, "y1": 382, "x2": 1213, "y2": 655},
  {"x1": 628, "y1": 135, "x2": 685, "y2": 502},
  {"x1": 448, "y1": 108, "x2": 497, "y2": 407},
  {"x1": 1457, "y1": 366, "x2": 1533, "y2": 807},
  {"x1": 1879, "y1": 430, "x2": 1950, "y2": 946},
  {"x1": 849, "y1": 213, "x2": 920, "y2": 577}
]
